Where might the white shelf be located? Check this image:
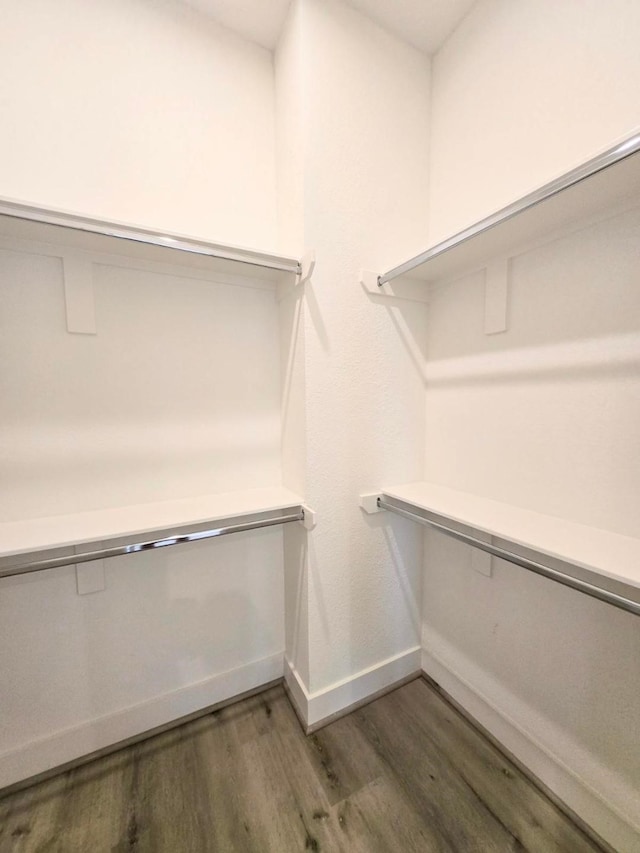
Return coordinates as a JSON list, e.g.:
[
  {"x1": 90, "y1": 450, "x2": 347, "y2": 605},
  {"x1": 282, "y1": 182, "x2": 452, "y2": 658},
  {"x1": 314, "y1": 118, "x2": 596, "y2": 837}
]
[
  {"x1": 0, "y1": 486, "x2": 305, "y2": 561},
  {"x1": 0, "y1": 197, "x2": 301, "y2": 283},
  {"x1": 380, "y1": 481, "x2": 640, "y2": 605},
  {"x1": 378, "y1": 132, "x2": 640, "y2": 287}
]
